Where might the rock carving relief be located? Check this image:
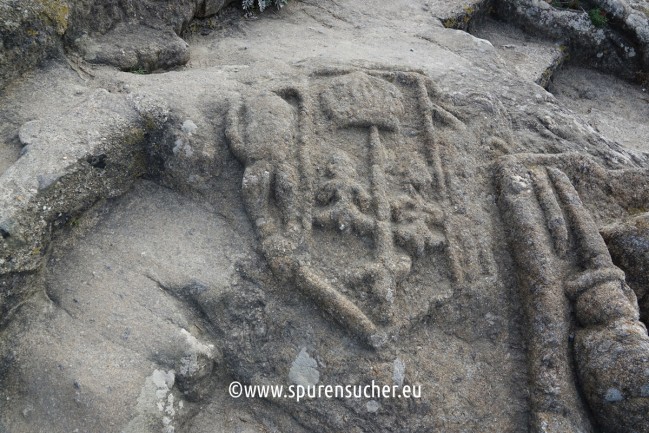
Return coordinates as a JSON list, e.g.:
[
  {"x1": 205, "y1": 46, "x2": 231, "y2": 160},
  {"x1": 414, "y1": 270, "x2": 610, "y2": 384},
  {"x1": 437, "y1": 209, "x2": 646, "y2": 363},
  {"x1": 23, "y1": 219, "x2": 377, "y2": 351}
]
[
  {"x1": 226, "y1": 69, "x2": 463, "y2": 347},
  {"x1": 225, "y1": 67, "x2": 649, "y2": 431},
  {"x1": 497, "y1": 154, "x2": 649, "y2": 433}
]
